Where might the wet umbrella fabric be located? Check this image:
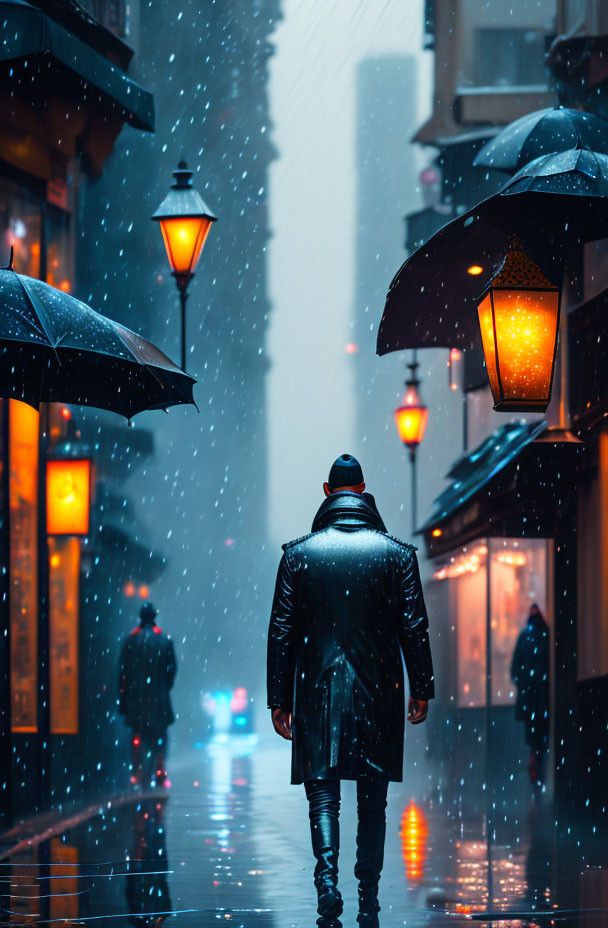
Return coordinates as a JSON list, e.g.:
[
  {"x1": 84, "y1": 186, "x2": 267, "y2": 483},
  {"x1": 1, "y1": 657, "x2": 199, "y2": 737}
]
[
  {"x1": 473, "y1": 106, "x2": 608, "y2": 174},
  {"x1": 377, "y1": 148, "x2": 608, "y2": 355},
  {"x1": 0, "y1": 266, "x2": 195, "y2": 418}
]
